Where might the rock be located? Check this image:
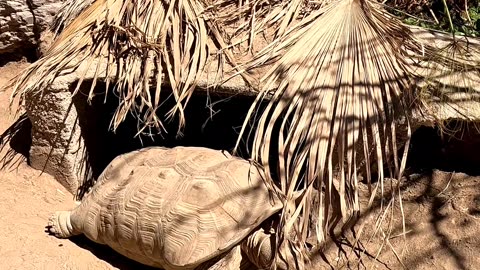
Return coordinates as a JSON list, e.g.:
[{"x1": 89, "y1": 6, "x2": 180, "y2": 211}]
[
  {"x1": 0, "y1": 0, "x2": 64, "y2": 56},
  {"x1": 0, "y1": 0, "x2": 36, "y2": 54},
  {"x1": 25, "y1": 87, "x2": 87, "y2": 194},
  {"x1": 38, "y1": 29, "x2": 54, "y2": 55},
  {"x1": 30, "y1": 0, "x2": 65, "y2": 33}
]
